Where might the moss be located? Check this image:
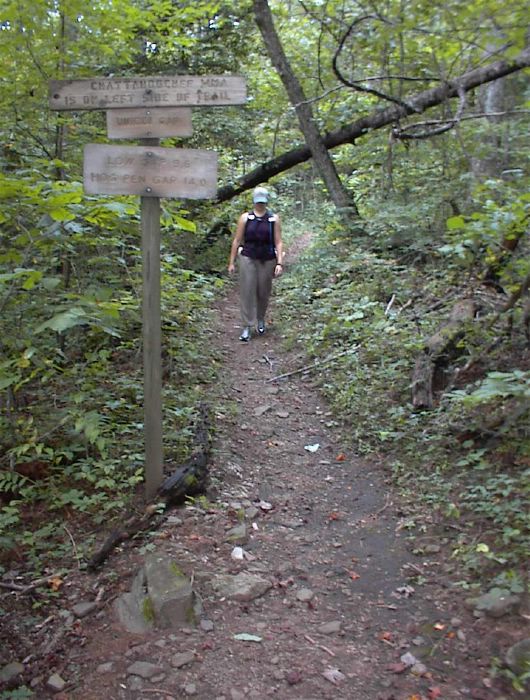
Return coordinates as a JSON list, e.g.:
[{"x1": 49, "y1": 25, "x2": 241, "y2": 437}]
[
  {"x1": 169, "y1": 561, "x2": 185, "y2": 578},
  {"x1": 186, "y1": 605, "x2": 197, "y2": 625},
  {"x1": 142, "y1": 596, "x2": 155, "y2": 623}
]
